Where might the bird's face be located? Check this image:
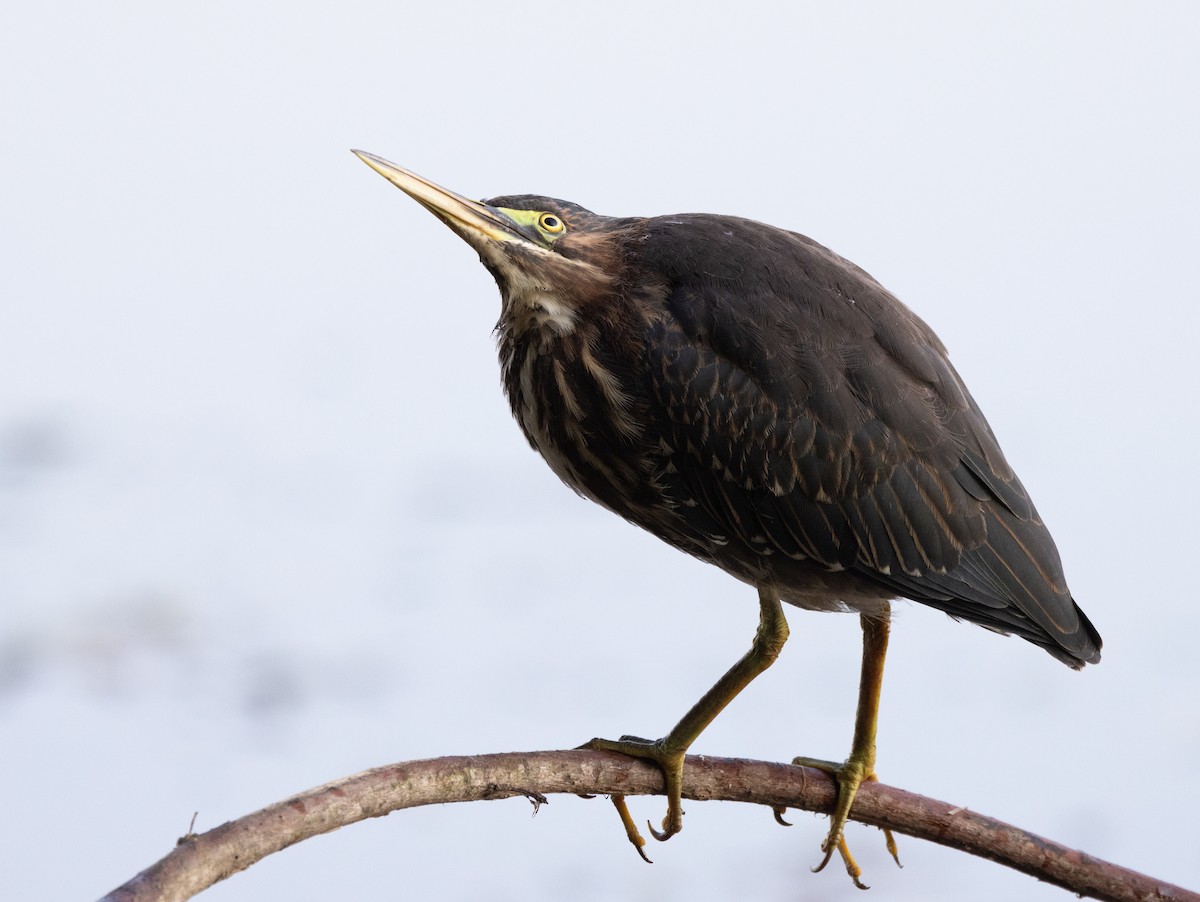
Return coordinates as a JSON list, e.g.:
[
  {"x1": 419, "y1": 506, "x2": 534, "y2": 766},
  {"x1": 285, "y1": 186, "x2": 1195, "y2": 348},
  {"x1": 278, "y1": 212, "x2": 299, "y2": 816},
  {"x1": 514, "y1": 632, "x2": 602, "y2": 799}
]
[{"x1": 354, "y1": 152, "x2": 625, "y2": 333}]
